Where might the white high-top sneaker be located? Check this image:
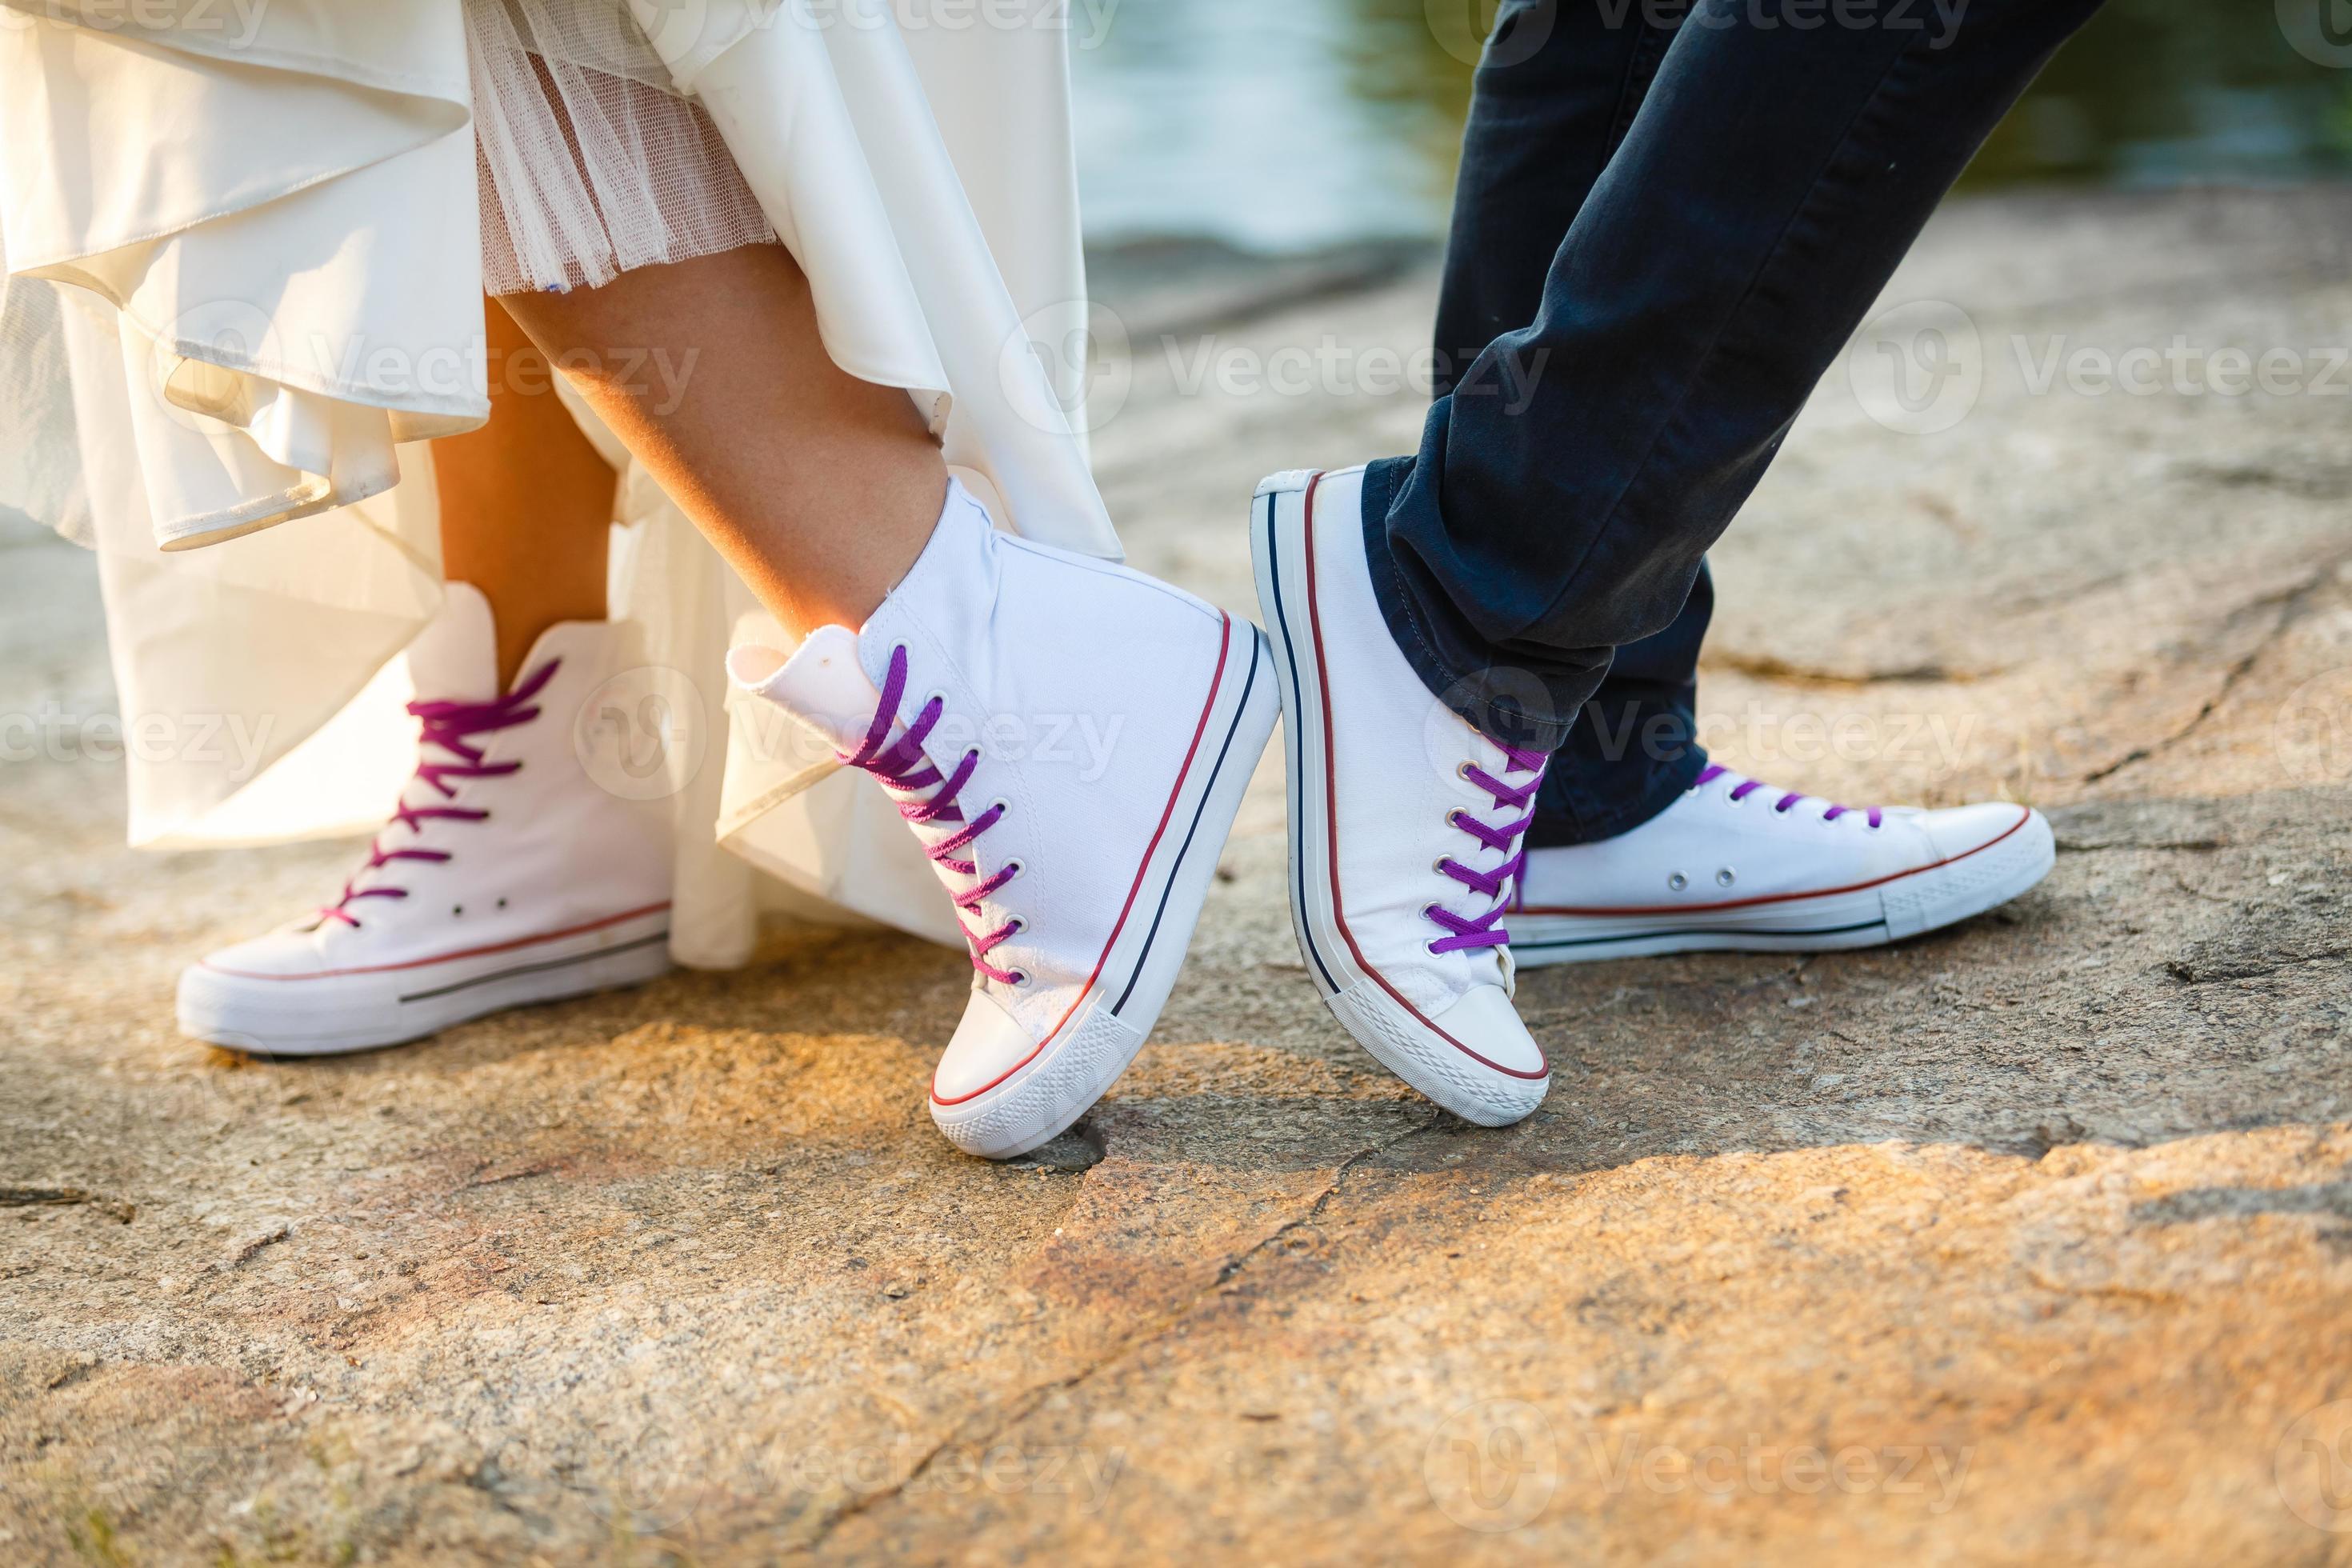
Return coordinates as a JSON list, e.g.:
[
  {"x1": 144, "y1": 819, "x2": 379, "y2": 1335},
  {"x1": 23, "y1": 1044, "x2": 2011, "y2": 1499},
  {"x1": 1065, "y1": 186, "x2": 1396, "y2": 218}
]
[
  {"x1": 177, "y1": 586, "x2": 674, "y2": 1054},
  {"x1": 1511, "y1": 763, "x2": 2054, "y2": 963},
  {"x1": 730, "y1": 480, "x2": 1278, "y2": 1160},
  {"x1": 1250, "y1": 466, "x2": 1550, "y2": 1126}
]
